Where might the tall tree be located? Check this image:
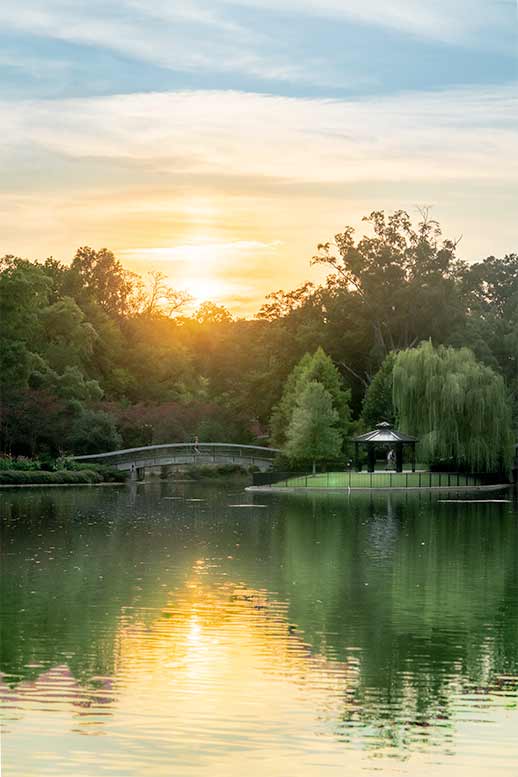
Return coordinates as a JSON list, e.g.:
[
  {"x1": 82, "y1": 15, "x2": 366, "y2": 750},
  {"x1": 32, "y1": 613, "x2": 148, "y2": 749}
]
[
  {"x1": 393, "y1": 341, "x2": 514, "y2": 473},
  {"x1": 312, "y1": 210, "x2": 465, "y2": 370},
  {"x1": 270, "y1": 347, "x2": 351, "y2": 446},
  {"x1": 361, "y1": 352, "x2": 396, "y2": 429},
  {"x1": 138, "y1": 271, "x2": 192, "y2": 318},
  {"x1": 284, "y1": 382, "x2": 343, "y2": 474},
  {"x1": 459, "y1": 254, "x2": 518, "y2": 427},
  {"x1": 68, "y1": 247, "x2": 137, "y2": 317}
]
